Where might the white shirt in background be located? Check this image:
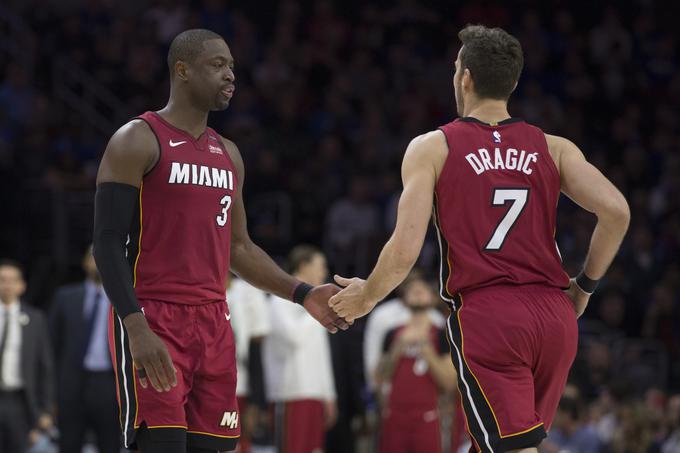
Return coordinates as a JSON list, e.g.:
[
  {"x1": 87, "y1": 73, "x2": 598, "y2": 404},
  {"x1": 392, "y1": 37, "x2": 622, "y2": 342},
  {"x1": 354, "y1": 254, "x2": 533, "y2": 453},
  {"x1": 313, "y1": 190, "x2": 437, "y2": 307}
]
[
  {"x1": 0, "y1": 301, "x2": 24, "y2": 389},
  {"x1": 263, "y1": 295, "x2": 336, "y2": 402},
  {"x1": 363, "y1": 298, "x2": 445, "y2": 390},
  {"x1": 227, "y1": 278, "x2": 271, "y2": 397}
]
